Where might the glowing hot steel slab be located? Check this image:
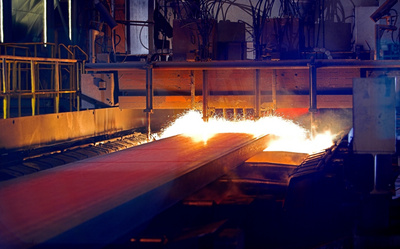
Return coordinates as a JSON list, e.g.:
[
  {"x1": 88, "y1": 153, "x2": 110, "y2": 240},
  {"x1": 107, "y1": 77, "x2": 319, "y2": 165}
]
[
  {"x1": 241, "y1": 151, "x2": 309, "y2": 185},
  {"x1": 0, "y1": 133, "x2": 272, "y2": 248},
  {"x1": 245, "y1": 151, "x2": 309, "y2": 166}
]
